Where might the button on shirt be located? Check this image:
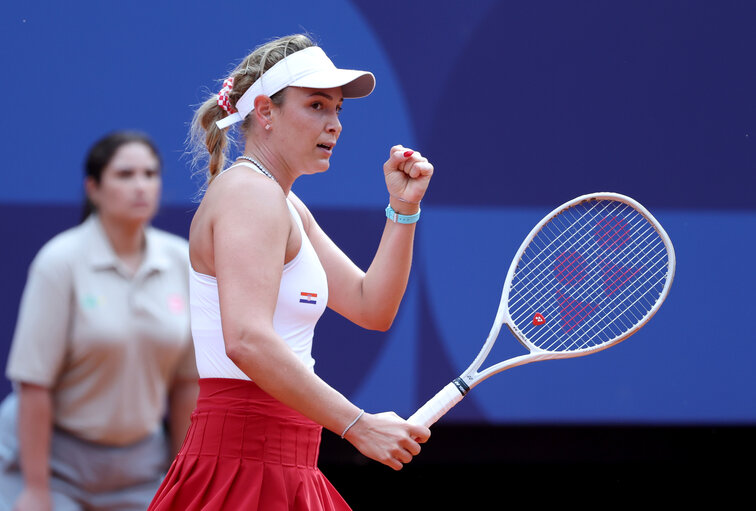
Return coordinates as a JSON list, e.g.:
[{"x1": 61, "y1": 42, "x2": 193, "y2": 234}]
[{"x1": 6, "y1": 215, "x2": 196, "y2": 446}]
